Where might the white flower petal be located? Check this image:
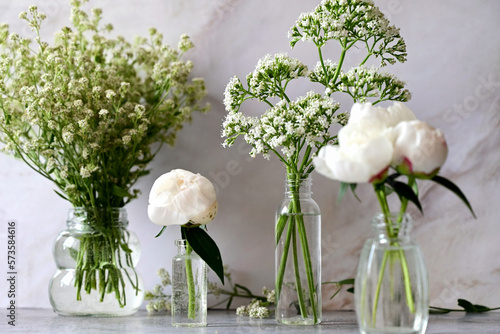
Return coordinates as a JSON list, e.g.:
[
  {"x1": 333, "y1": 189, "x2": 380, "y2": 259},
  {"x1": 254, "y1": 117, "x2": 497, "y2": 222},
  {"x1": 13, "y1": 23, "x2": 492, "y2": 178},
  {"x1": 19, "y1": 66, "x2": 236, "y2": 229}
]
[{"x1": 392, "y1": 120, "x2": 448, "y2": 175}]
